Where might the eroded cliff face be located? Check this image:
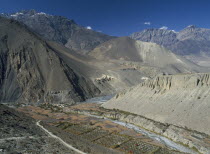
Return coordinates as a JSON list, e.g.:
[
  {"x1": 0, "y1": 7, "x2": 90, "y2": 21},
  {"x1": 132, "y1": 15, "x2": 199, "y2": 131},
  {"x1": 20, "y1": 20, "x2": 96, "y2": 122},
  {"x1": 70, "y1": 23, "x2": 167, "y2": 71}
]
[
  {"x1": 0, "y1": 17, "x2": 100, "y2": 103},
  {"x1": 103, "y1": 73, "x2": 210, "y2": 136},
  {"x1": 141, "y1": 73, "x2": 210, "y2": 90}
]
